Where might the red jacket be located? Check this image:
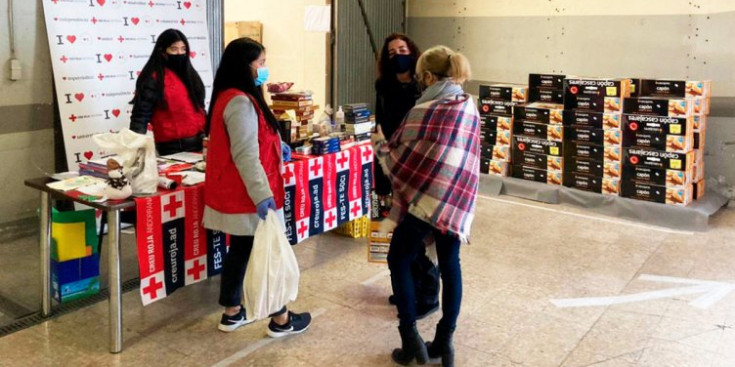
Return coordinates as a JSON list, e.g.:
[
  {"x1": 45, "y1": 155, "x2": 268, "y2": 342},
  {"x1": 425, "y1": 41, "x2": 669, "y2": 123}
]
[
  {"x1": 204, "y1": 88, "x2": 284, "y2": 214},
  {"x1": 132, "y1": 68, "x2": 205, "y2": 143}
]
